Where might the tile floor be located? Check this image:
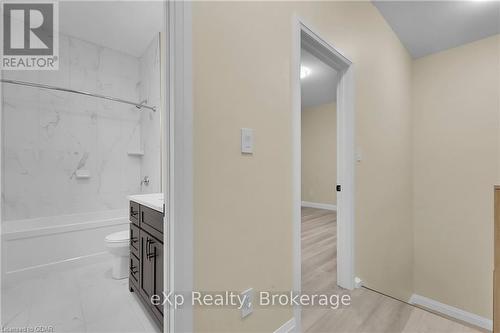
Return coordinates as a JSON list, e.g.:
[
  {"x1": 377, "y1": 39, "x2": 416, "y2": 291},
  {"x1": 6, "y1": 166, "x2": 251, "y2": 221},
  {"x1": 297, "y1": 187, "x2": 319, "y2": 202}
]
[{"x1": 1, "y1": 258, "x2": 159, "y2": 333}]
